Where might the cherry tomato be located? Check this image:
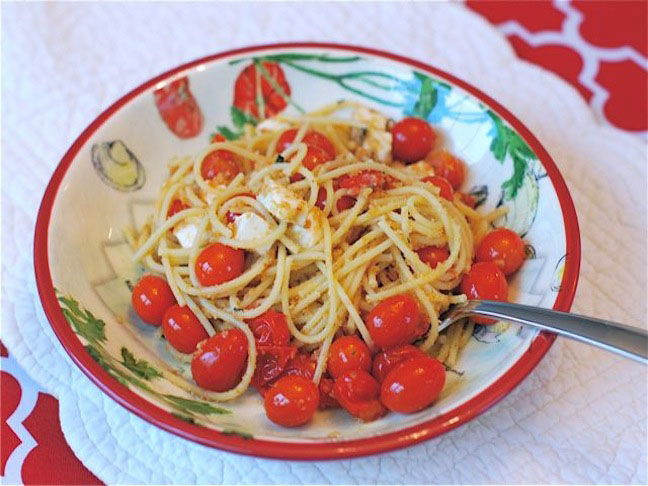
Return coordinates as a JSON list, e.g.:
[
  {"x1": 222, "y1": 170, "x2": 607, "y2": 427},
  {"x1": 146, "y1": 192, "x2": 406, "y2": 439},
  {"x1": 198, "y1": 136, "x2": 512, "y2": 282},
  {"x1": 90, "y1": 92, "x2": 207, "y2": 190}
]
[
  {"x1": 336, "y1": 195, "x2": 357, "y2": 211},
  {"x1": 391, "y1": 117, "x2": 436, "y2": 163},
  {"x1": 460, "y1": 192, "x2": 477, "y2": 208},
  {"x1": 280, "y1": 353, "x2": 339, "y2": 408},
  {"x1": 327, "y1": 335, "x2": 372, "y2": 379},
  {"x1": 161, "y1": 304, "x2": 208, "y2": 354},
  {"x1": 251, "y1": 345, "x2": 297, "y2": 388},
  {"x1": 371, "y1": 344, "x2": 427, "y2": 383},
  {"x1": 131, "y1": 275, "x2": 176, "y2": 326},
  {"x1": 264, "y1": 375, "x2": 319, "y2": 427},
  {"x1": 167, "y1": 198, "x2": 188, "y2": 218},
  {"x1": 422, "y1": 175, "x2": 453, "y2": 201},
  {"x1": 460, "y1": 262, "x2": 509, "y2": 324},
  {"x1": 333, "y1": 370, "x2": 387, "y2": 422},
  {"x1": 195, "y1": 243, "x2": 245, "y2": 286},
  {"x1": 210, "y1": 133, "x2": 226, "y2": 144},
  {"x1": 365, "y1": 294, "x2": 428, "y2": 349},
  {"x1": 246, "y1": 309, "x2": 291, "y2": 346},
  {"x1": 315, "y1": 187, "x2": 328, "y2": 210},
  {"x1": 201, "y1": 149, "x2": 241, "y2": 182},
  {"x1": 426, "y1": 150, "x2": 465, "y2": 190},
  {"x1": 153, "y1": 77, "x2": 203, "y2": 139},
  {"x1": 277, "y1": 129, "x2": 336, "y2": 160},
  {"x1": 476, "y1": 228, "x2": 526, "y2": 276},
  {"x1": 338, "y1": 170, "x2": 389, "y2": 196},
  {"x1": 318, "y1": 377, "x2": 339, "y2": 409},
  {"x1": 416, "y1": 246, "x2": 450, "y2": 269},
  {"x1": 234, "y1": 62, "x2": 290, "y2": 118},
  {"x1": 225, "y1": 211, "x2": 241, "y2": 223},
  {"x1": 191, "y1": 329, "x2": 248, "y2": 392},
  {"x1": 380, "y1": 356, "x2": 446, "y2": 413}
]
